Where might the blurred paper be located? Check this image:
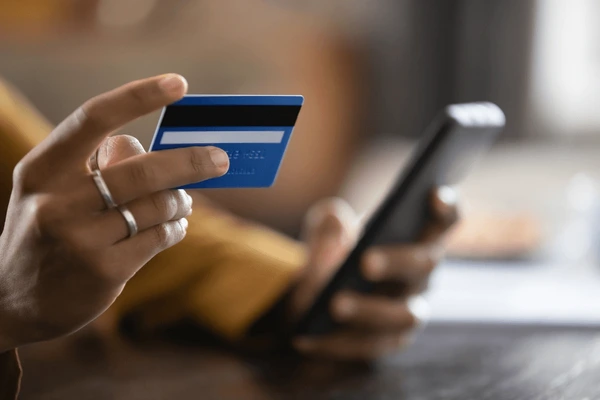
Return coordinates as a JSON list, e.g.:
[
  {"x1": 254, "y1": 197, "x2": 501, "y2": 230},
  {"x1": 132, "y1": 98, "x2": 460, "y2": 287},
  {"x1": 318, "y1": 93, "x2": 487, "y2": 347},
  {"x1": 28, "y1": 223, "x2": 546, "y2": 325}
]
[{"x1": 428, "y1": 260, "x2": 600, "y2": 326}]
